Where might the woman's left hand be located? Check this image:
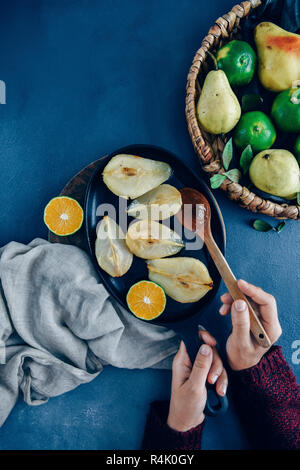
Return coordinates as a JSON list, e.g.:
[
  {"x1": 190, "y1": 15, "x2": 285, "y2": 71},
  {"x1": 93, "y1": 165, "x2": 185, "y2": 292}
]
[{"x1": 167, "y1": 332, "x2": 228, "y2": 432}]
